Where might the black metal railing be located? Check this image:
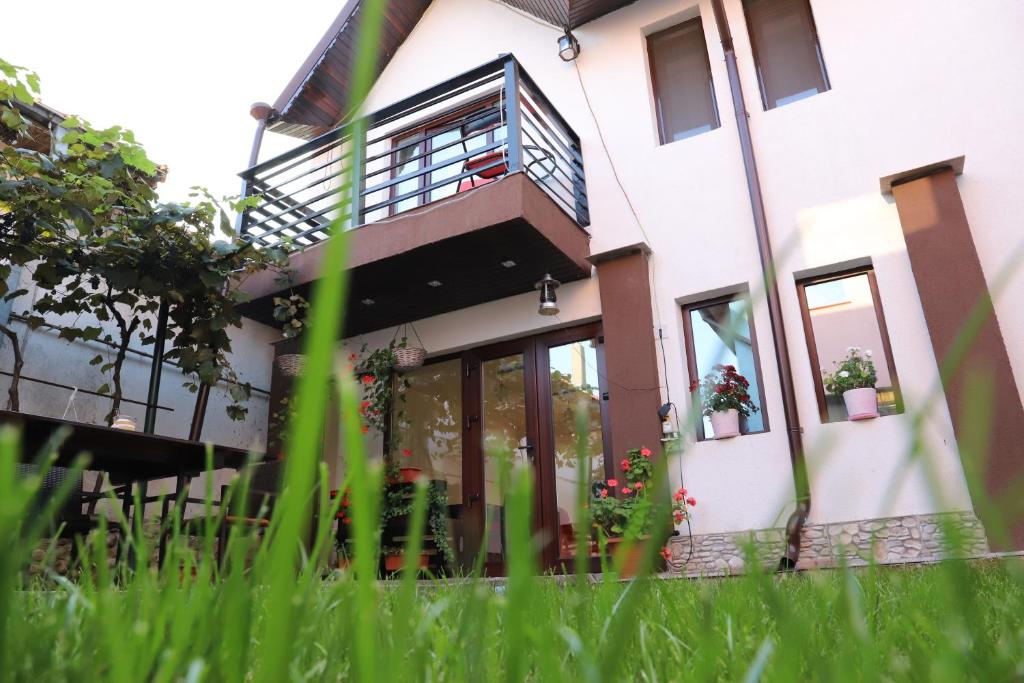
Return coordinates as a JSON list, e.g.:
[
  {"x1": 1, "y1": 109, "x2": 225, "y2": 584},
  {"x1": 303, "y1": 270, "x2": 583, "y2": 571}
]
[{"x1": 238, "y1": 55, "x2": 589, "y2": 247}]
